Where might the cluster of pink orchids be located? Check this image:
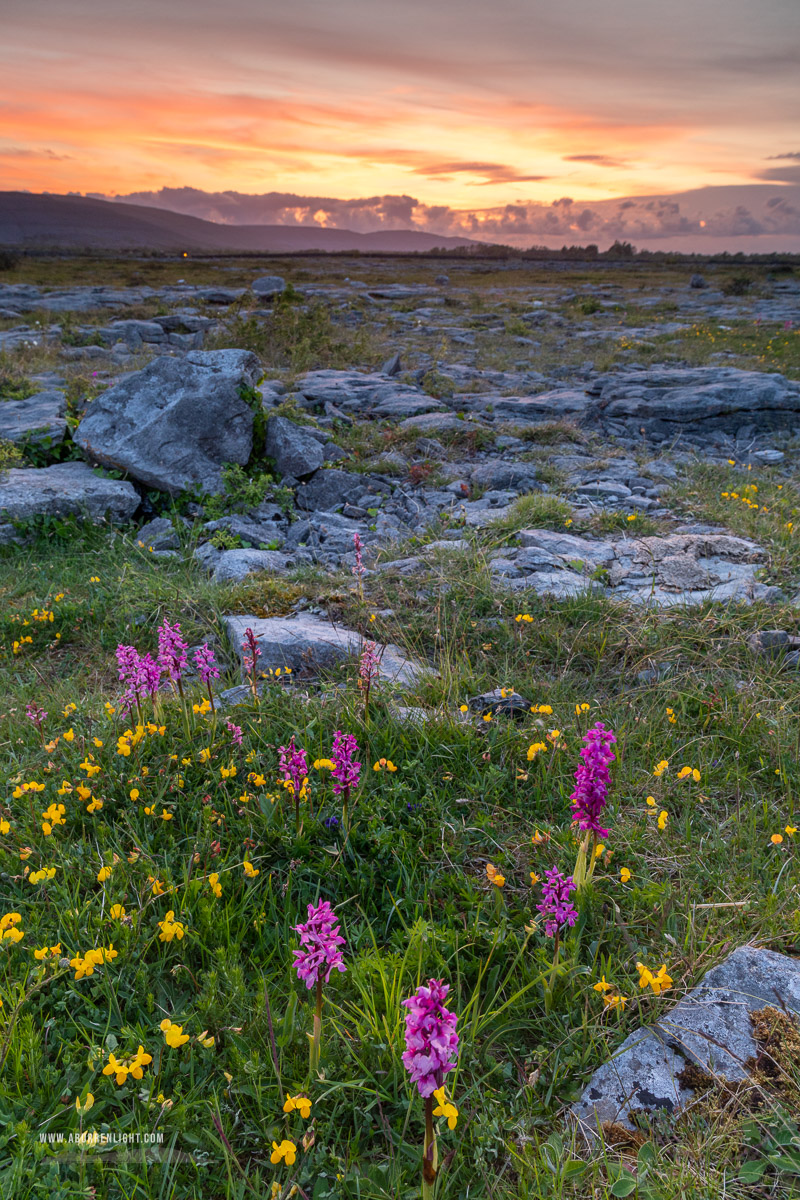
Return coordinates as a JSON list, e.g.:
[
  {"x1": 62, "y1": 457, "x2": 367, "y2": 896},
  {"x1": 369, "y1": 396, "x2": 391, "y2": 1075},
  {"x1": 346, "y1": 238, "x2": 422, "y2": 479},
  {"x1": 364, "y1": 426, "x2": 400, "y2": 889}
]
[{"x1": 293, "y1": 899, "x2": 458, "y2": 1198}]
